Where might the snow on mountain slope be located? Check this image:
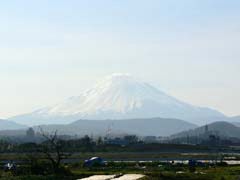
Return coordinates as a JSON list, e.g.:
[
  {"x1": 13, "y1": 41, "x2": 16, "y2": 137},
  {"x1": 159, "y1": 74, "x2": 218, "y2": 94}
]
[{"x1": 9, "y1": 74, "x2": 226, "y2": 125}]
